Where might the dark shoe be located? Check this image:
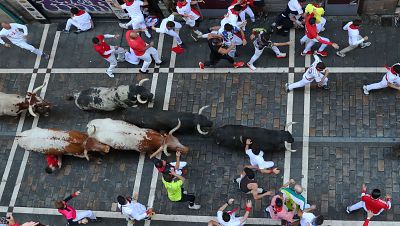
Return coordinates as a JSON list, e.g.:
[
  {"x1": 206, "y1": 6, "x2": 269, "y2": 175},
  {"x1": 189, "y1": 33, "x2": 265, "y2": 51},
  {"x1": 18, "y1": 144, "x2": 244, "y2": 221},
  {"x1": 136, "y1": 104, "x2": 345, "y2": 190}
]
[
  {"x1": 178, "y1": 43, "x2": 185, "y2": 48},
  {"x1": 155, "y1": 61, "x2": 164, "y2": 66},
  {"x1": 90, "y1": 217, "x2": 102, "y2": 222},
  {"x1": 62, "y1": 29, "x2": 70, "y2": 34},
  {"x1": 74, "y1": 29, "x2": 83, "y2": 34},
  {"x1": 139, "y1": 70, "x2": 149, "y2": 74}
]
